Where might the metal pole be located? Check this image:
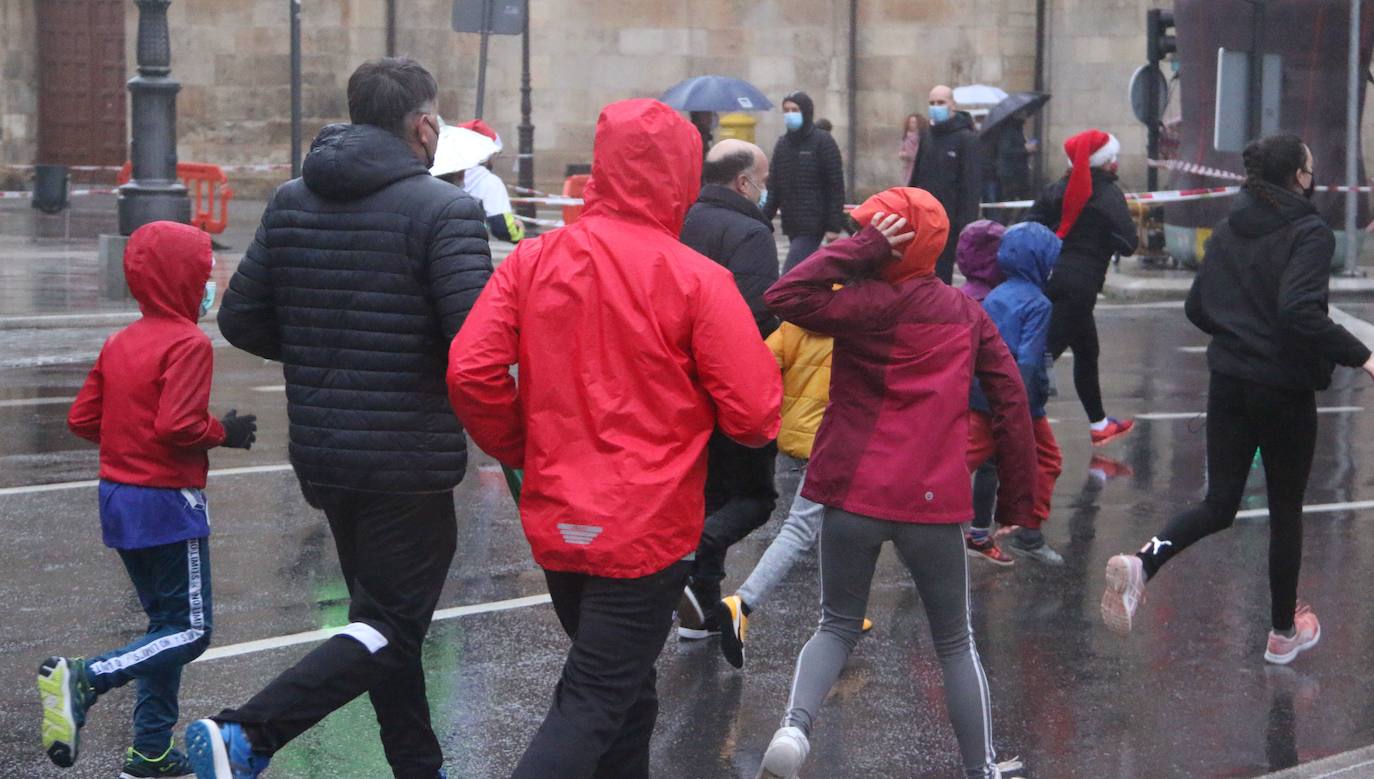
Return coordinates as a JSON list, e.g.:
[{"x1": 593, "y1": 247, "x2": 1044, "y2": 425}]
[
  {"x1": 1345, "y1": 0, "x2": 1362, "y2": 274},
  {"x1": 1248, "y1": 1, "x2": 1265, "y2": 142},
  {"x1": 845, "y1": 0, "x2": 857, "y2": 204},
  {"x1": 385, "y1": 0, "x2": 397, "y2": 57},
  {"x1": 290, "y1": 0, "x2": 302, "y2": 178},
  {"x1": 117, "y1": 0, "x2": 191, "y2": 235},
  {"x1": 475, "y1": 0, "x2": 491, "y2": 118},
  {"x1": 1146, "y1": 65, "x2": 1160, "y2": 193},
  {"x1": 517, "y1": 0, "x2": 535, "y2": 219},
  {"x1": 1032, "y1": 0, "x2": 1047, "y2": 191}
]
